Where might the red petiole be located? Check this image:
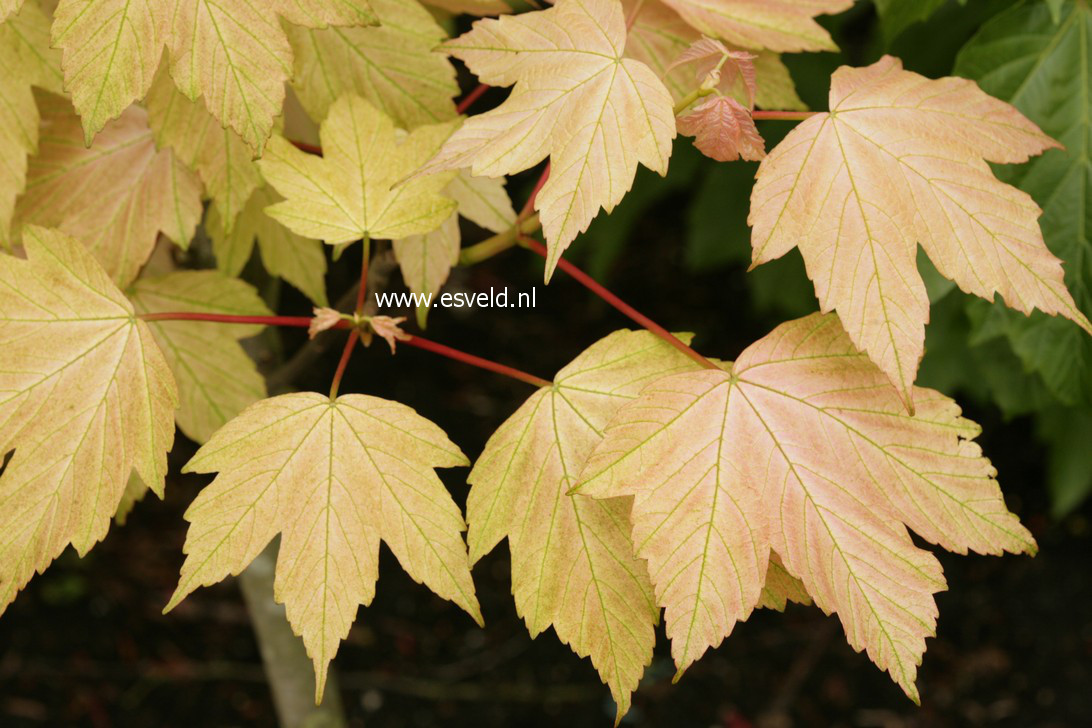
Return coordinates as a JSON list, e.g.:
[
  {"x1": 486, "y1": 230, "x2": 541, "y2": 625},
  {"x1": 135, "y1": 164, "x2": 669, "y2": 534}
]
[{"x1": 517, "y1": 234, "x2": 719, "y2": 370}]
